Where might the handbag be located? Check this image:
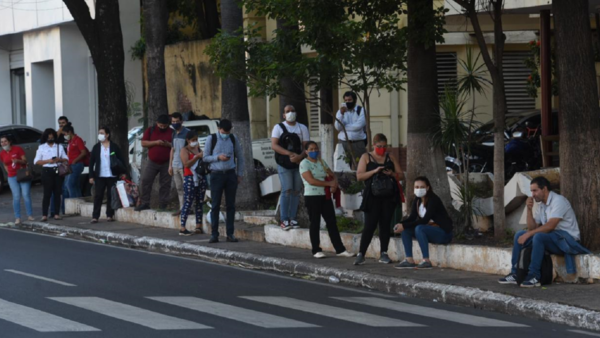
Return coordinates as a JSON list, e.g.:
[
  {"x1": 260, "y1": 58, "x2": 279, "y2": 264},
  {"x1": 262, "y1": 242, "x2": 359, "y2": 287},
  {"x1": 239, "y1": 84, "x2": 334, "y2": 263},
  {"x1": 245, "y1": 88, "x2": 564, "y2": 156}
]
[
  {"x1": 16, "y1": 164, "x2": 33, "y2": 182},
  {"x1": 56, "y1": 146, "x2": 72, "y2": 177},
  {"x1": 370, "y1": 173, "x2": 395, "y2": 197}
]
